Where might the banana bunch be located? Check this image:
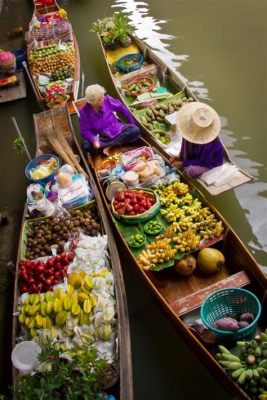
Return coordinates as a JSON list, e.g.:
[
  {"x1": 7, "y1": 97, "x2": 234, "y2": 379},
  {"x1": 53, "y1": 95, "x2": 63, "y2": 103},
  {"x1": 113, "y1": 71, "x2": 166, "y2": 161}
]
[
  {"x1": 172, "y1": 229, "x2": 201, "y2": 252},
  {"x1": 156, "y1": 182, "x2": 191, "y2": 207},
  {"x1": 160, "y1": 204, "x2": 186, "y2": 222},
  {"x1": 217, "y1": 331, "x2": 267, "y2": 399},
  {"x1": 199, "y1": 220, "x2": 224, "y2": 240},
  {"x1": 137, "y1": 238, "x2": 177, "y2": 270},
  {"x1": 18, "y1": 271, "x2": 97, "y2": 337}
]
